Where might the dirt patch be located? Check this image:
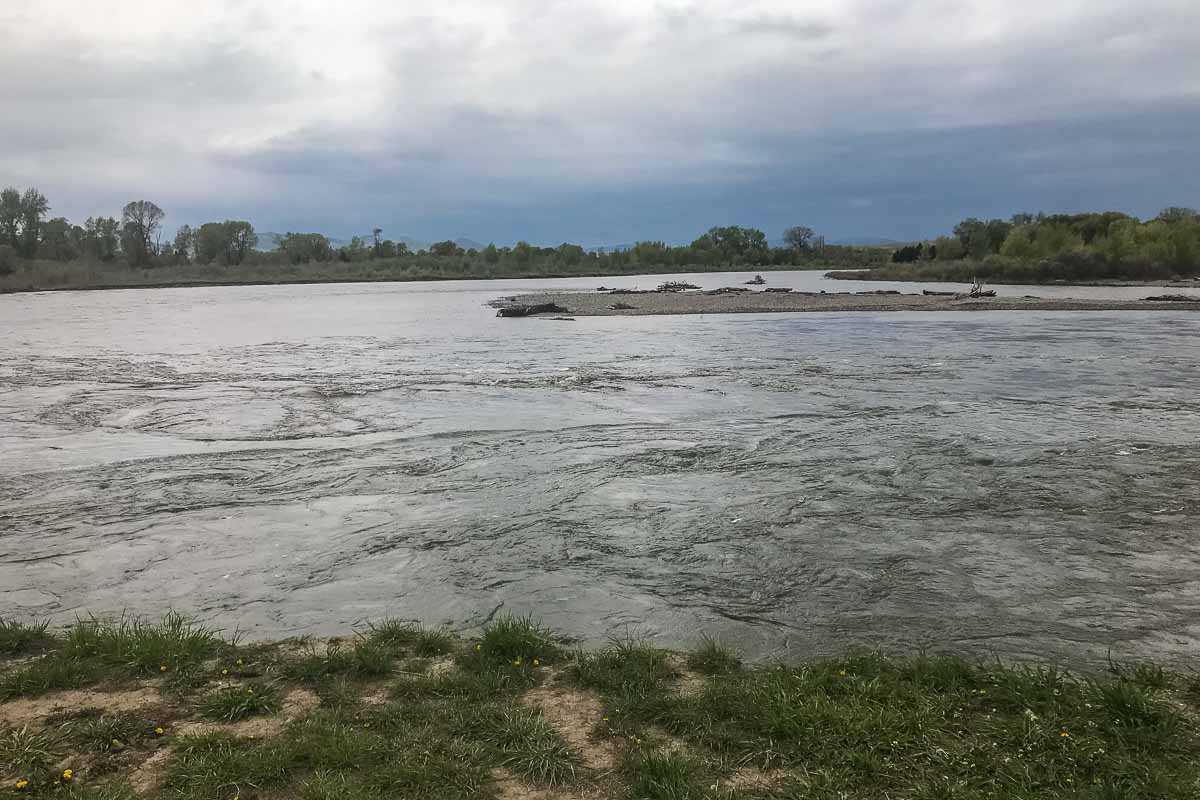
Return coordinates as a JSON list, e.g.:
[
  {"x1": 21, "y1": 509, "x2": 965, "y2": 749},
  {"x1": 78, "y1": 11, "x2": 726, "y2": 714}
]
[
  {"x1": 280, "y1": 687, "x2": 320, "y2": 718},
  {"x1": 519, "y1": 687, "x2": 616, "y2": 771},
  {"x1": 174, "y1": 717, "x2": 283, "y2": 739},
  {"x1": 491, "y1": 768, "x2": 606, "y2": 800},
  {"x1": 719, "y1": 767, "x2": 791, "y2": 792},
  {"x1": 428, "y1": 656, "x2": 455, "y2": 677},
  {"x1": 0, "y1": 687, "x2": 164, "y2": 726},
  {"x1": 128, "y1": 749, "x2": 173, "y2": 796},
  {"x1": 360, "y1": 682, "x2": 393, "y2": 706},
  {"x1": 173, "y1": 688, "x2": 320, "y2": 740}
]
